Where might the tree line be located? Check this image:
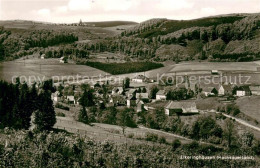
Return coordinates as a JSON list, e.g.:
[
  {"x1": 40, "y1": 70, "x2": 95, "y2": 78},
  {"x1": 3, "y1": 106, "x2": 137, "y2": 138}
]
[{"x1": 0, "y1": 79, "x2": 56, "y2": 131}]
